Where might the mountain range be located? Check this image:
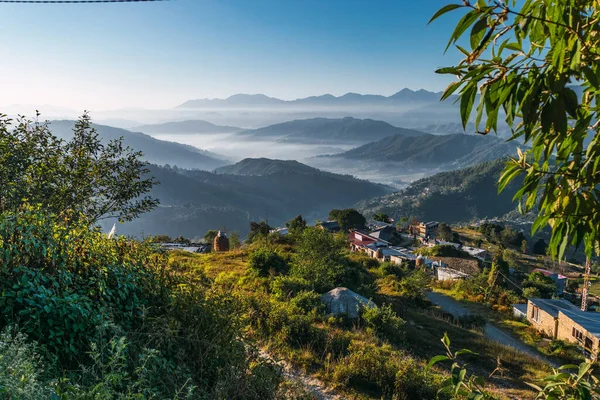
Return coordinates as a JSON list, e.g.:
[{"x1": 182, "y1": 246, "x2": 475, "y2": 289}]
[
  {"x1": 133, "y1": 120, "x2": 243, "y2": 134},
  {"x1": 329, "y1": 132, "x2": 519, "y2": 169},
  {"x1": 48, "y1": 120, "x2": 228, "y2": 171},
  {"x1": 237, "y1": 117, "x2": 425, "y2": 144},
  {"x1": 177, "y1": 88, "x2": 446, "y2": 108},
  {"x1": 356, "y1": 158, "x2": 522, "y2": 224},
  {"x1": 114, "y1": 158, "x2": 392, "y2": 238}
]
